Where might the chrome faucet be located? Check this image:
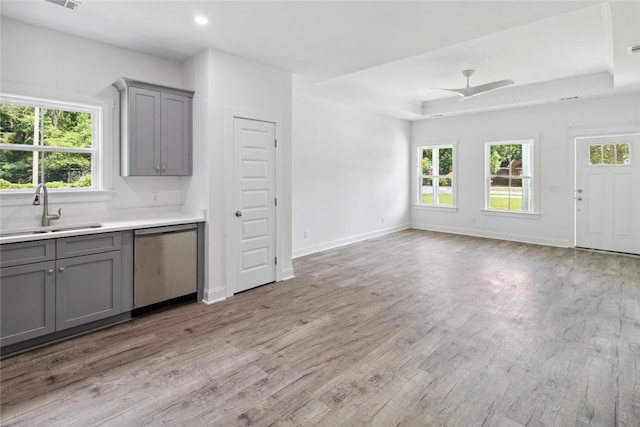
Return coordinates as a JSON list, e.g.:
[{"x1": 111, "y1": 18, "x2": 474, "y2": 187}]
[{"x1": 33, "y1": 183, "x2": 61, "y2": 227}]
